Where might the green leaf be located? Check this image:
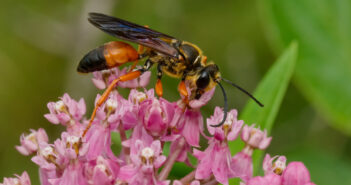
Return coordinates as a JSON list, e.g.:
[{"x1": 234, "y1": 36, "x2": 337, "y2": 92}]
[
  {"x1": 259, "y1": 0, "x2": 351, "y2": 134},
  {"x1": 229, "y1": 42, "x2": 297, "y2": 178}
]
